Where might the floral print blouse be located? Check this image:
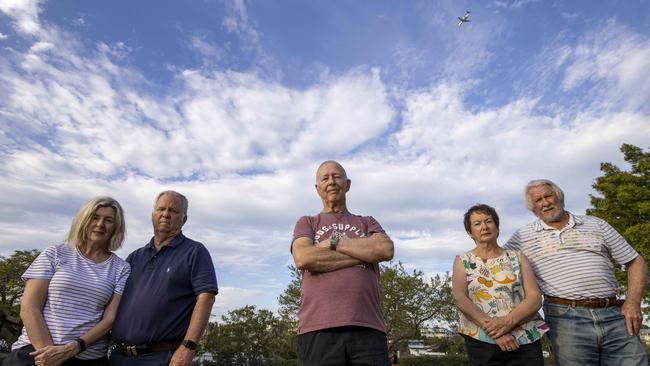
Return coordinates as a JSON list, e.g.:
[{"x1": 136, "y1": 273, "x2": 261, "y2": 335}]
[{"x1": 457, "y1": 250, "x2": 548, "y2": 344}]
